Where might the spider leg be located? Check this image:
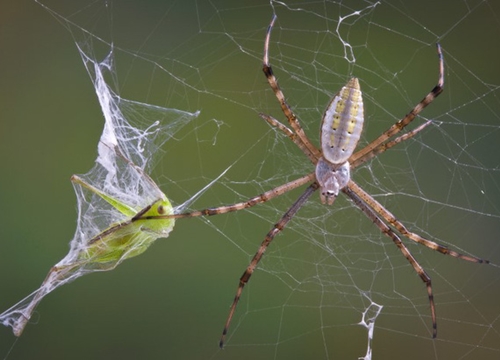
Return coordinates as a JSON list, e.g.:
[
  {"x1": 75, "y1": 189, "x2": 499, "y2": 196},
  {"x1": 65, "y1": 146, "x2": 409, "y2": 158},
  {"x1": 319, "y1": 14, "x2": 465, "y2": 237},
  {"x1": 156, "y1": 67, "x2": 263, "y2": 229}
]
[
  {"x1": 347, "y1": 180, "x2": 488, "y2": 264},
  {"x1": 350, "y1": 120, "x2": 432, "y2": 169},
  {"x1": 146, "y1": 173, "x2": 315, "y2": 220},
  {"x1": 342, "y1": 184, "x2": 438, "y2": 338},
  {"x1": 350, "y1": 43, "x2": 444, "y2": 166},
  {"x1": 259, "y1": 113, "x2": 320, "y2": 164},
  {"x1": 219, "y1": 182, "x2": 319, "y2": 348},
  {"x1": 262, "y1": 15, "x2": 322, "y2": 160}
]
